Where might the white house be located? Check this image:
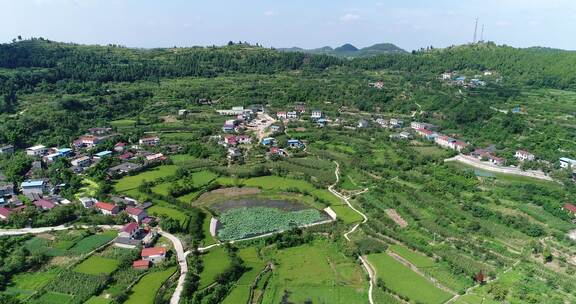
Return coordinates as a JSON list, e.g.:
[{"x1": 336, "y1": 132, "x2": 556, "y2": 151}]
[
  {"x1": 560, "y1": 157, "x2": 576, "y2": 169},
  {"x1": 311, "y1": 110, "x2": 323, "y2": 119},
  {"x1": 515, "y1": 150, "x2": 535, "y2": 162},
  {"x1": 276, "y1": 111, "x2": 287, "y2": 120},
  {"x1": 71, "y1": 156, "x2": 91, "y2": 167},
  {"x1": 287, "y1": 111, "x2": 298, "y2": 119},
  {"x1": 26, "y1": 145, "x2": 47, "y2": 157}
]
